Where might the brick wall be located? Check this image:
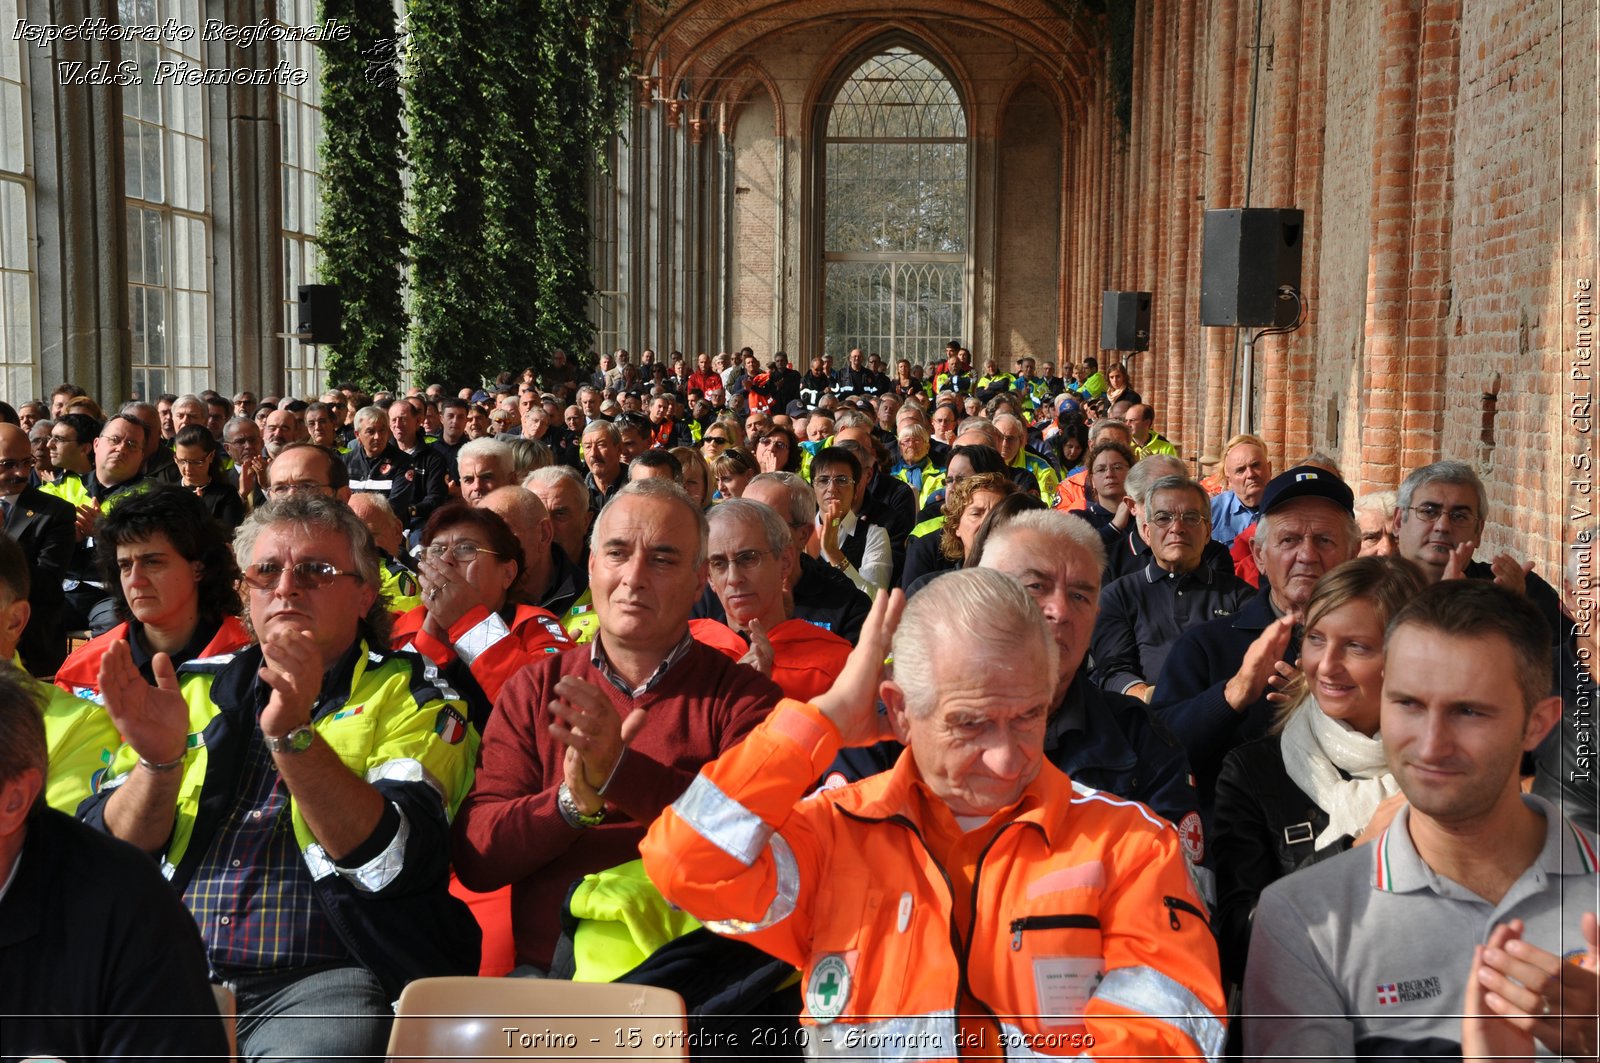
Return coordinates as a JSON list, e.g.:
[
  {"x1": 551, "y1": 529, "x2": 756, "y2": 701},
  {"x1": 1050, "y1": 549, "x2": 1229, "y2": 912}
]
[
  {"x1": 628, "y1": 0, "x2": 1594, "y2": 572},
  {"x1": 993, "y1": 82, "x2": 1062, "y2": 364}
]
